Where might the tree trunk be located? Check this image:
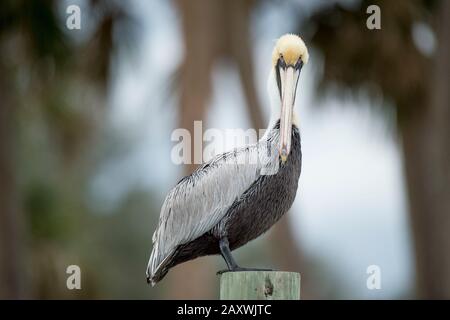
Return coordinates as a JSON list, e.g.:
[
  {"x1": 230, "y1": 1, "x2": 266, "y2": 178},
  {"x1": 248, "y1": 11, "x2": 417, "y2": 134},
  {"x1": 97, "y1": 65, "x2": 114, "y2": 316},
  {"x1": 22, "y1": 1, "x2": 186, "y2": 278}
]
[
  {"x1": 0, "y1": 76, "x2": 24, "y2": 299},
  {"x1": 226, "y1": 0, "x2": 265, "y2": 131},
  {"x1": 164, "y1": 0, "x2": 220, "y2": 299},
  {"x1": 402, "y1": 0, "x2": 450, "y2": 298}
]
